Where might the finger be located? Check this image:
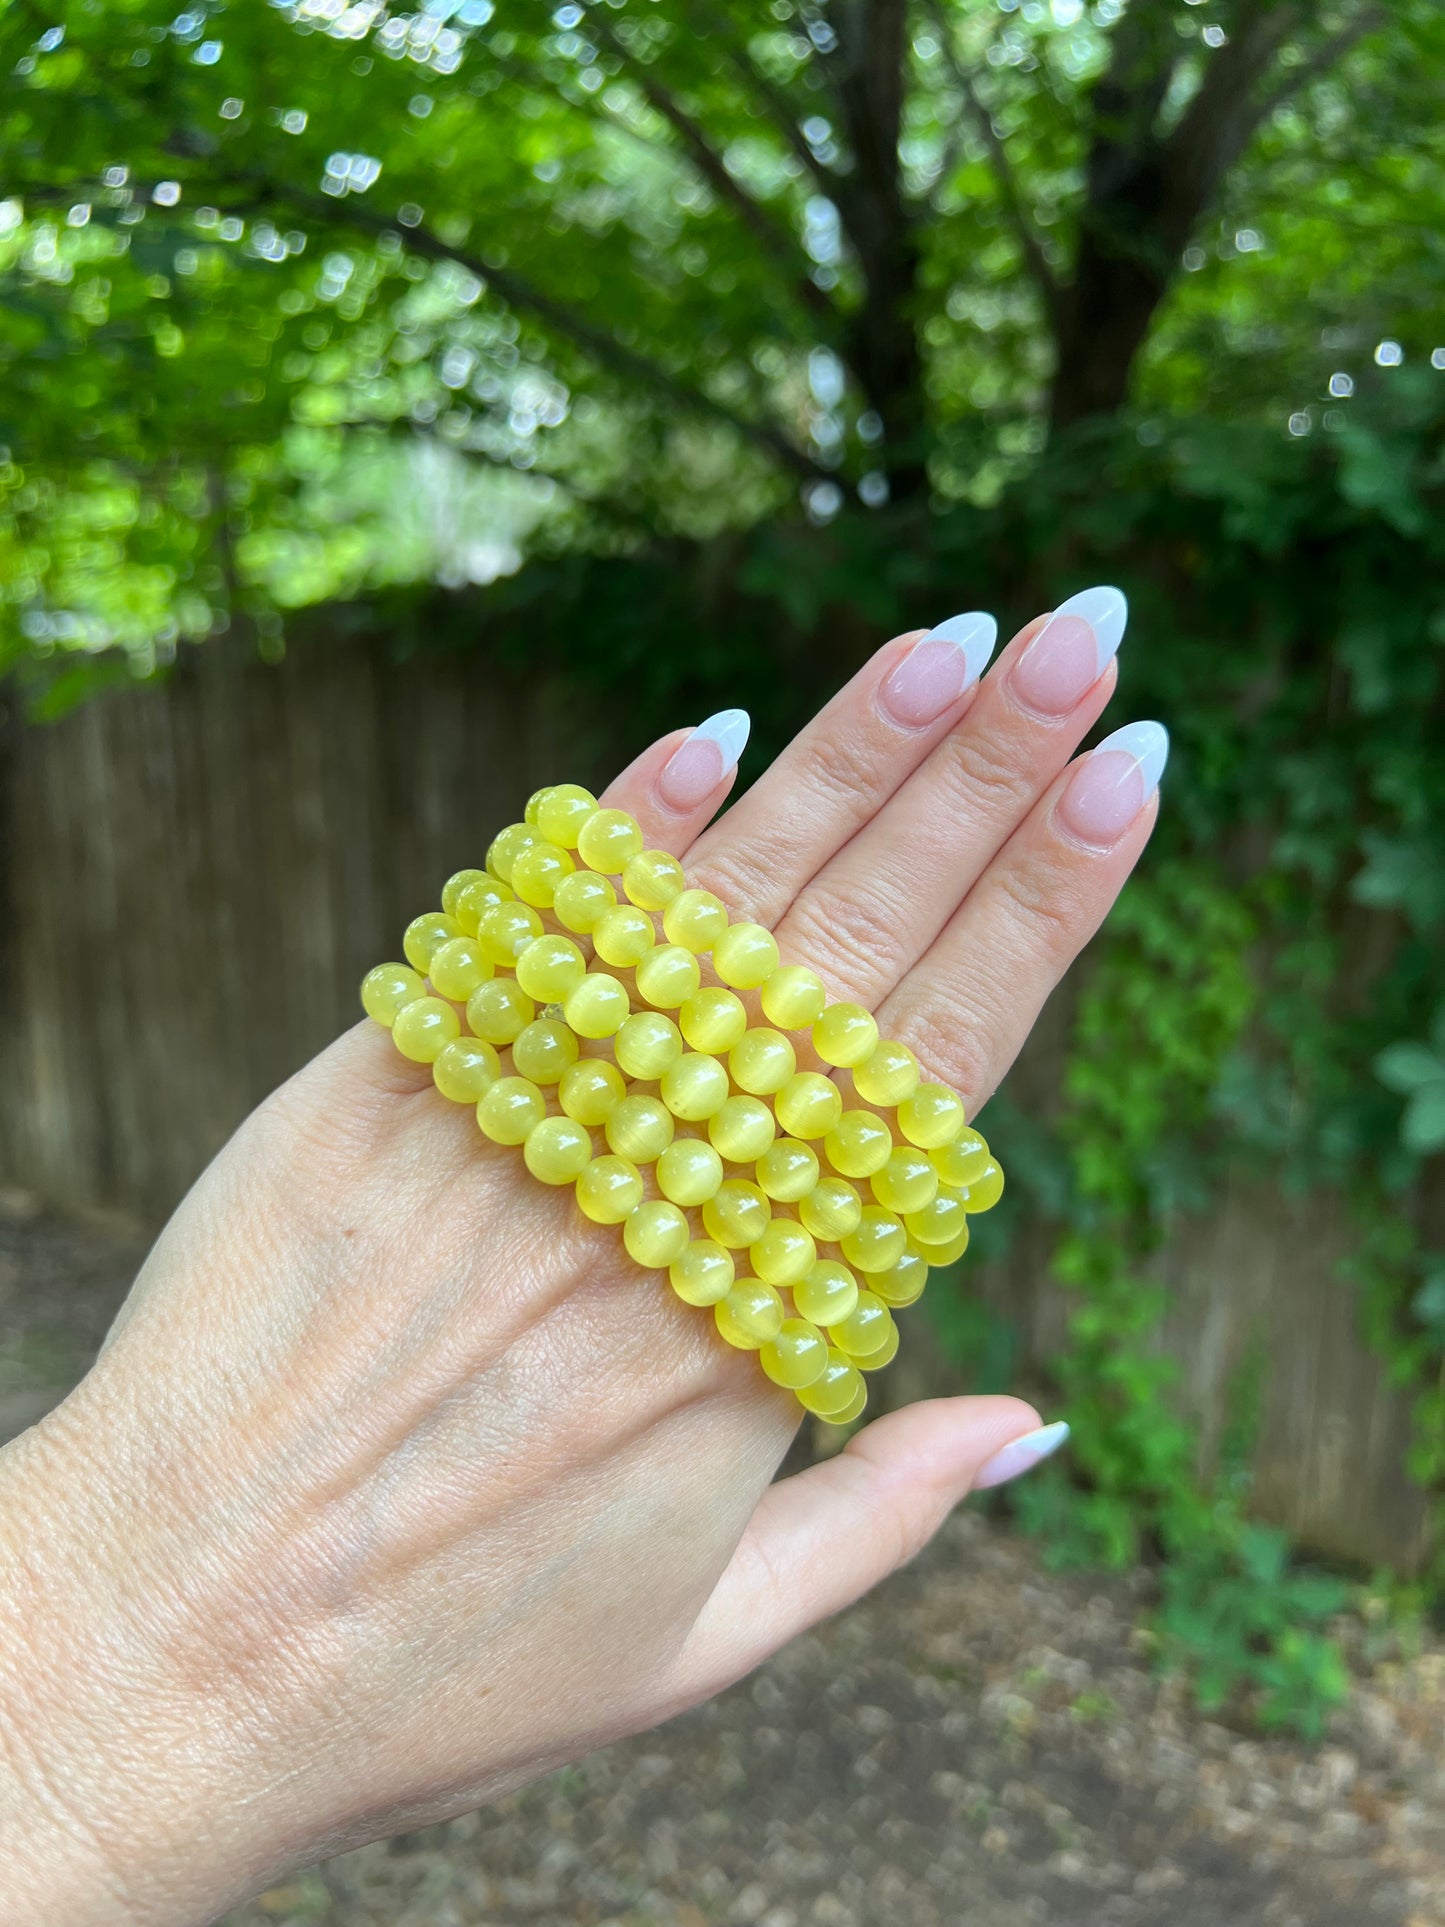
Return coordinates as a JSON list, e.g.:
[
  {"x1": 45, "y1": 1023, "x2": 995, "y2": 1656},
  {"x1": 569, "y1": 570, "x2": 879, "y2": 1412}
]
[
  {"x1": 681, "y1": 613, "x2": 999, "y2": 920},
  {"x1": 663, "y1": 1395, "x2": 1046, "y2": 1704},
  {"x1": 599, "y1": 710, "x2": 751, "y2": 855},
  {"x1": 771, "y1": 587, "x2": 1127, "y2": 1012},
  {"x1": 876, "y1": 719, "x2": 1168, "y2": 1115}
]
